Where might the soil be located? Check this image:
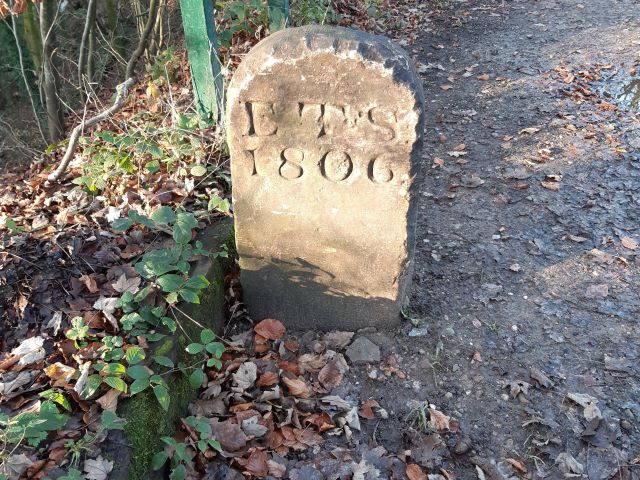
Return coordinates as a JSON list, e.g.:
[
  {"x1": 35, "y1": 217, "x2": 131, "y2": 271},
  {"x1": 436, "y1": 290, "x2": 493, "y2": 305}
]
[{"x1": 287, "y1": 0, "x2": 640, "y2": 478}]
